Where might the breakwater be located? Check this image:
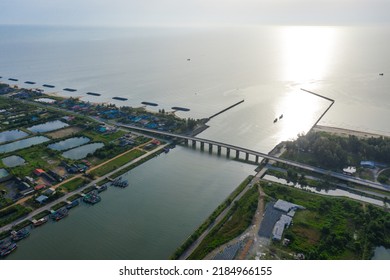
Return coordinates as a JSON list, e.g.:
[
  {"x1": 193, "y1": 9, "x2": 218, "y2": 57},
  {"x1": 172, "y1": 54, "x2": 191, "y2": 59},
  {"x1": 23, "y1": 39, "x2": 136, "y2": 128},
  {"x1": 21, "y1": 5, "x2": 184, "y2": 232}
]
[
  {"x1": 208, "y1": 99, "x2": 245, "y2": 119},
  {"x1": 301, "y1": 88, "x2": 335, "y2": 131}
]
